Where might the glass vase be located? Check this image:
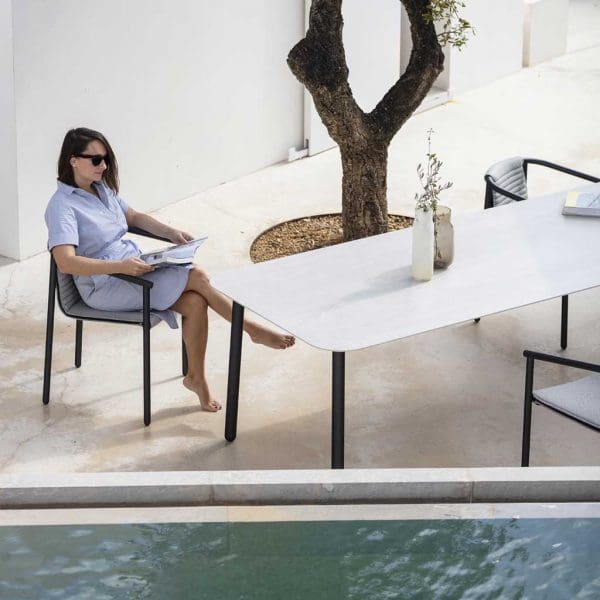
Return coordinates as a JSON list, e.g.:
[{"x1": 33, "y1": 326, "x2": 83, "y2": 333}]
[
  {"x1": 411, "y1": 207, "x2": 434, "y2": 281},
  {"x1": 434, "y1": 205, "x2": 454, "y2": 269}
]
